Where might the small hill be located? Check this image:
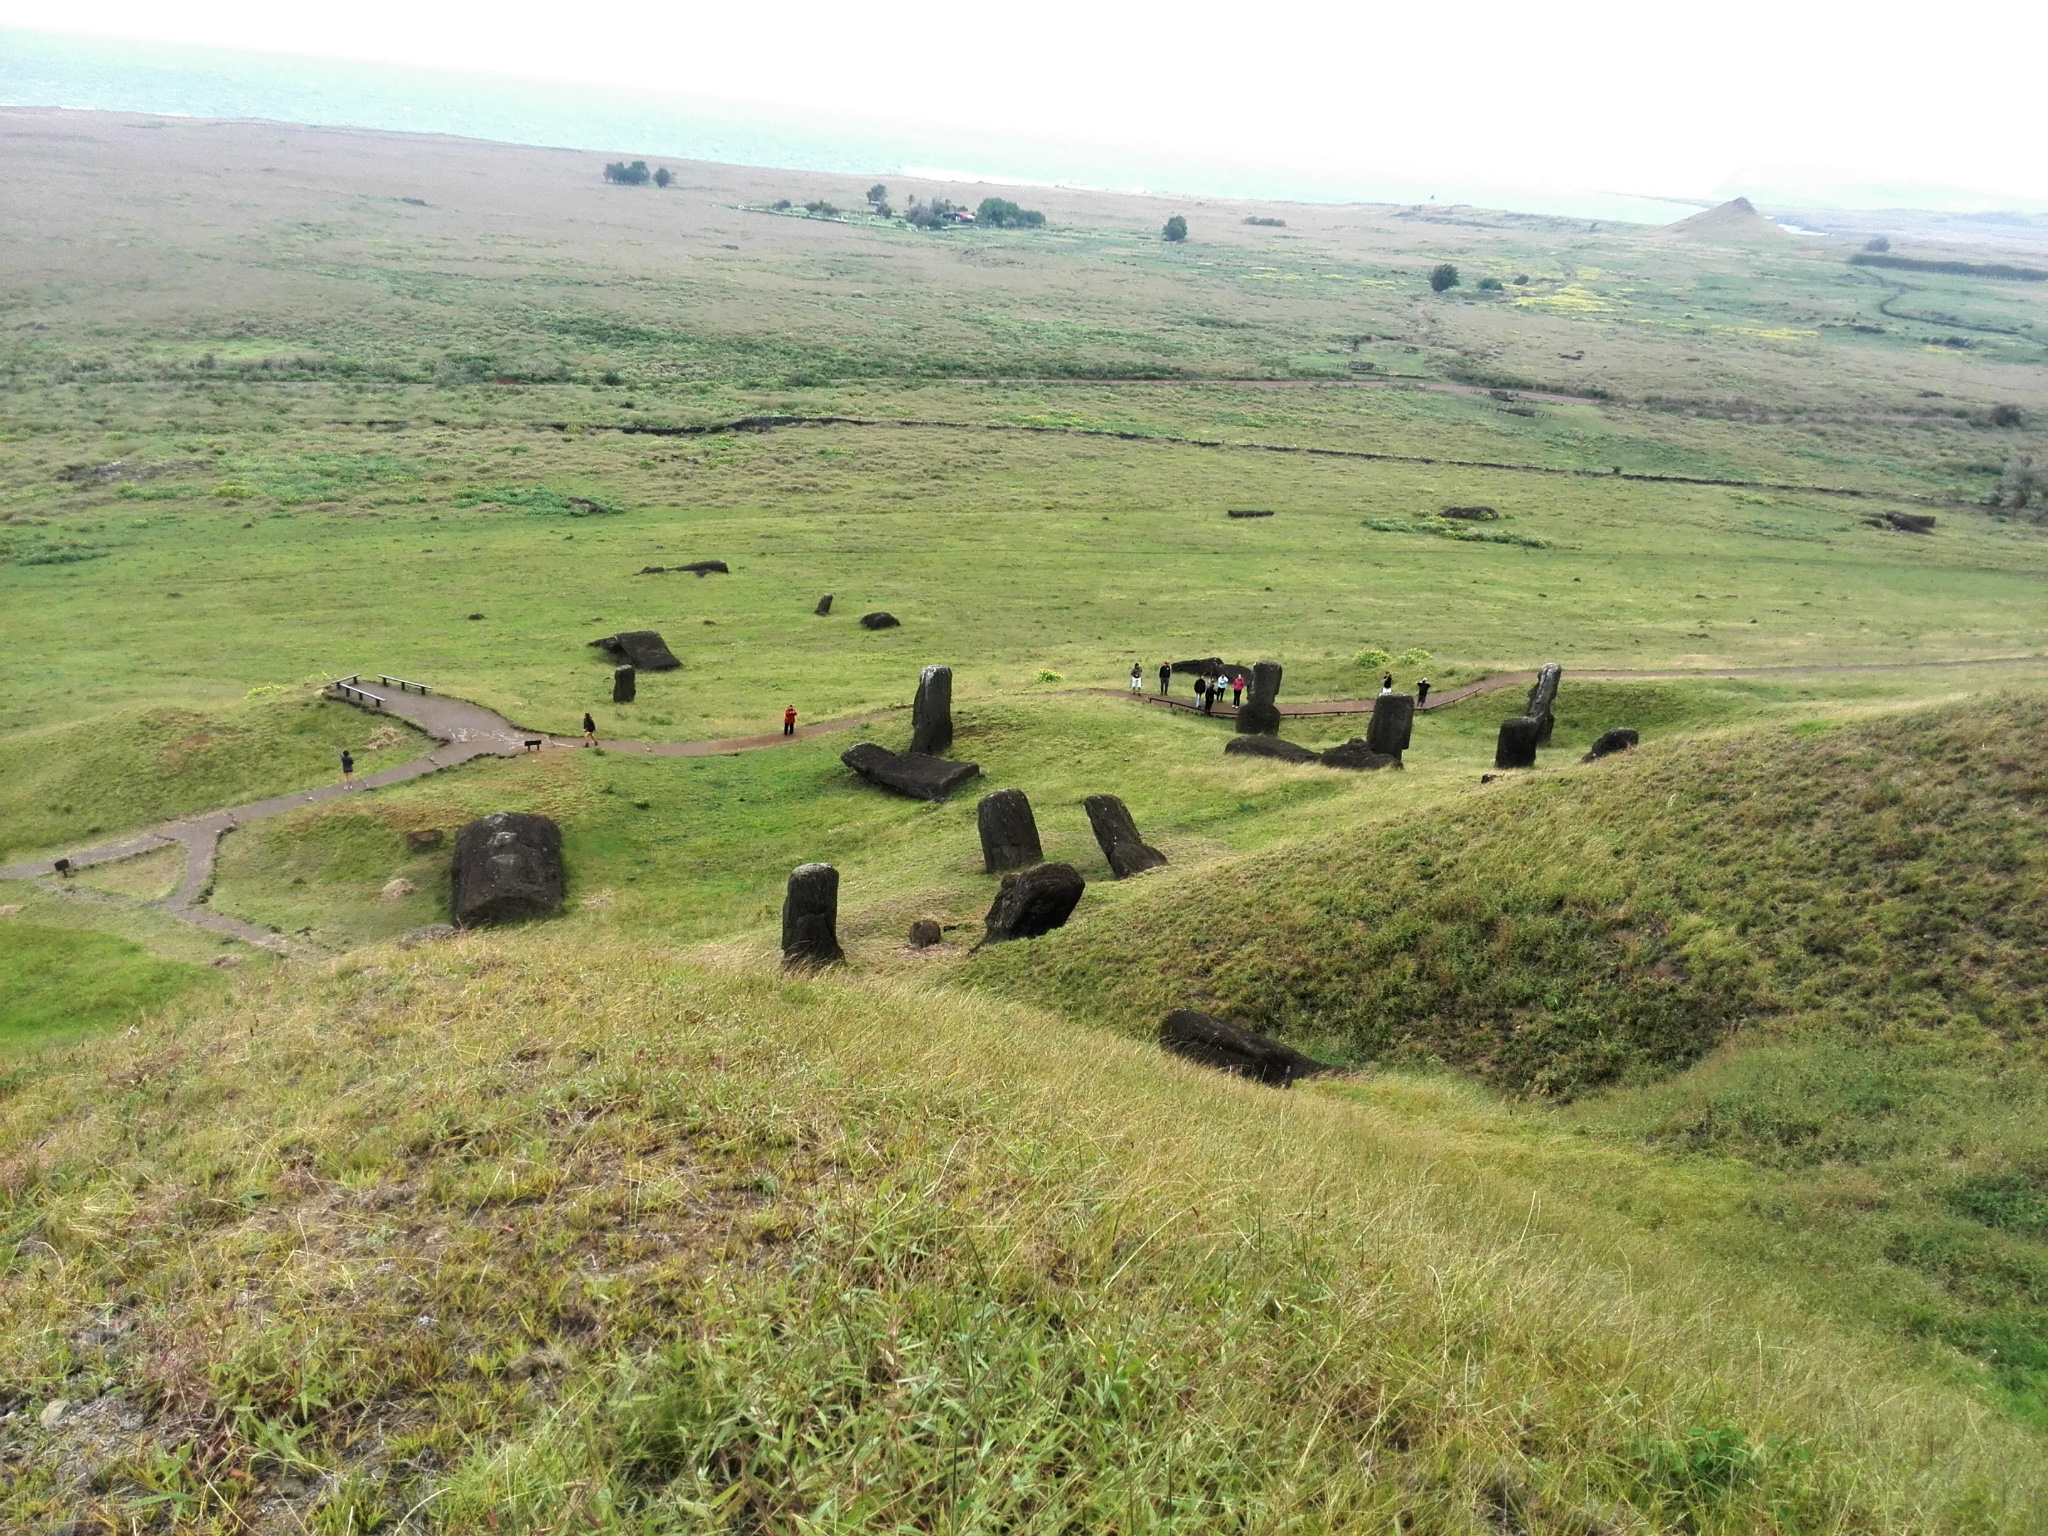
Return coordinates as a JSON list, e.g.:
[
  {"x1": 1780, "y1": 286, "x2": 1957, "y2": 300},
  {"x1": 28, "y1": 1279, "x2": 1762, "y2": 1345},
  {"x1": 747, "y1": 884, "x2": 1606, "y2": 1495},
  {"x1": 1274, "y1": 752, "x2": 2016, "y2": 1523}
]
[
  {"x1": 1657, "y1": 196, "x2": 1792, "y2": 244},
  {"x1": 971, "y1": 697, "x2": 2048, "y2": 1096}
]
